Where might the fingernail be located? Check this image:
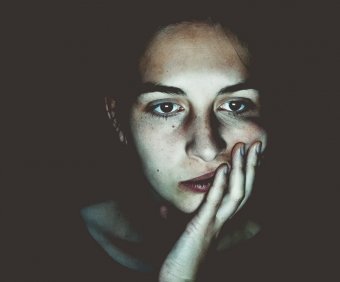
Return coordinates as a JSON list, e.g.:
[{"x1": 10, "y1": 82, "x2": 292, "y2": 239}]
[
  {"x1": 240, "y1": 144, "x2": 246, "y2": 157},
  {"x1": 256, "y1": 142, "x2": 262, "y2": 155},
  {"x1": 223, "y1": 165, "x2": 228, "y2": 175}
]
